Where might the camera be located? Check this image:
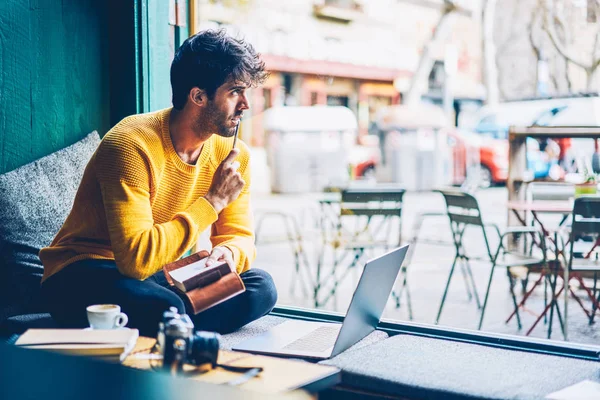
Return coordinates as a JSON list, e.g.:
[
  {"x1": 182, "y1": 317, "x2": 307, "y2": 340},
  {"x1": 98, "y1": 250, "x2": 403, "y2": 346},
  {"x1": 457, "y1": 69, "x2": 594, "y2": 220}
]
[{"x1": 157, "y1": 307, "x2": 221, "y2": 372}]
